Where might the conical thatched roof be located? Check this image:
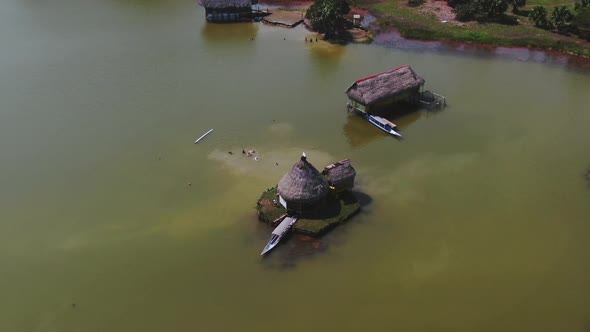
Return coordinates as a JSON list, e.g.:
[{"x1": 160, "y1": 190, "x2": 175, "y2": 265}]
[
  {"x1": 345, "y1": 65, "x2": 425, "y2": 106},
  {"x1": 199, "y1": 0, "x2": 253, "y2": 8},
  {"x1": 278, "y1": 155, "x2": 329, "y2": 204},
  {"x1": 323, "y1": 160, "x2": 356, "y2": 188}
]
